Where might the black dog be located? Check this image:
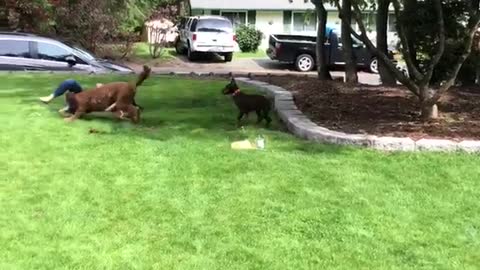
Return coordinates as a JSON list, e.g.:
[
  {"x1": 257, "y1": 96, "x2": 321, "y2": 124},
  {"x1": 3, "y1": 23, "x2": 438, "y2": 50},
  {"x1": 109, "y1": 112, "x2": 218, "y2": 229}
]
[{"x1": 222, "y1": 77, "x2": 272, "y2": 126}]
